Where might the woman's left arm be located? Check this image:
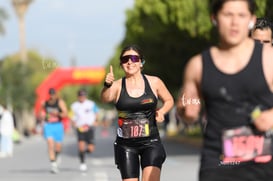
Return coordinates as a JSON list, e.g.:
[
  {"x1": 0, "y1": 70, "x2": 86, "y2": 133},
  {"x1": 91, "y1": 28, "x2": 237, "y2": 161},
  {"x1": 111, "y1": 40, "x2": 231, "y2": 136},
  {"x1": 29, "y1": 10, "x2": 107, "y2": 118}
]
[{"x1": 154, "y1": 77, "x2": 174, "y2": 122}]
